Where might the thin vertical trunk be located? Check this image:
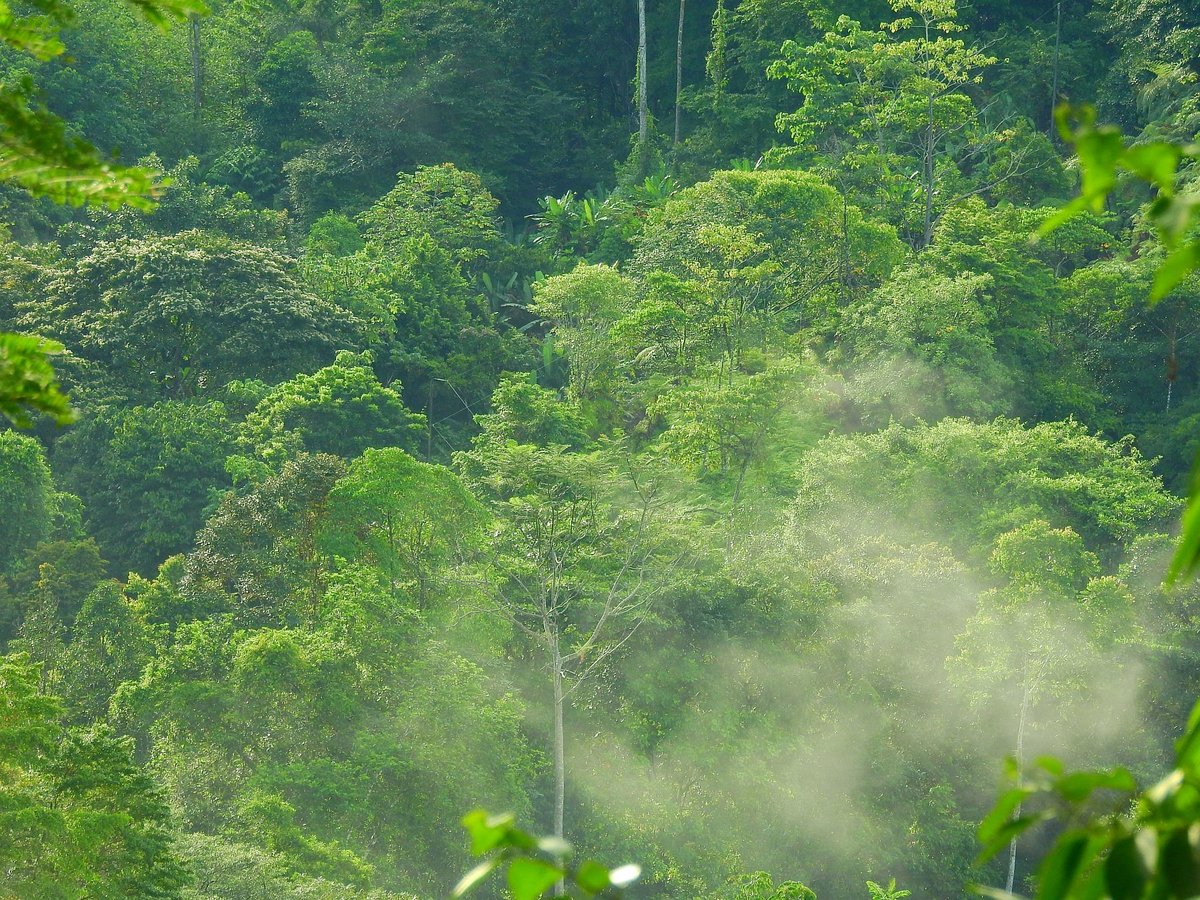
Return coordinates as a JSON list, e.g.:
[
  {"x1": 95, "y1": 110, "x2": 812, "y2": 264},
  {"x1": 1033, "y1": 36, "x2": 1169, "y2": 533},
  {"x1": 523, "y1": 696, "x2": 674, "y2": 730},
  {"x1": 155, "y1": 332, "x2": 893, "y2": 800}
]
[
  {"x1": 638, "y1": 0, "x2": 648, "y2": 150},
  {"x1": 923, "y1": 92, "x2": 935, "y2": 247},
  {"x1": 549, "y1": 639, "x2": 567, "y2": 897},
  {"x1": 188, "y1": 14, "x2": 204, "y2": 123},
  {"x1": 1007, "y1": 671, "x2": 1034, "y2": 894},
  {"x1": 1049, "y1": 1, "x2": 1063, "y2": 137},
  {"x1": 674, "y1": 0, "x2": 686, "y2": 147},
  {"x1": 840, "y1": 193, "x2": 850, "y2": 307},
  {"x1": 1166, "y1": 315, "x2": 1179, "y2": 413},
  {"x1": 553, "y1": 643, "x2": 566, "y2": 842},
  {"x1": 920, "y1": 13, "x2": 936, "y2": 248}
]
